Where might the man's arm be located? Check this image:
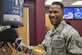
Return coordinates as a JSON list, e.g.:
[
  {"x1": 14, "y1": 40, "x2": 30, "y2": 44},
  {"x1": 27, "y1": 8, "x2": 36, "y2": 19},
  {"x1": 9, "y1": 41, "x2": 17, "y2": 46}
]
[{"x1": 67, "y1": 29, "x2": 82, "y2": 55}]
